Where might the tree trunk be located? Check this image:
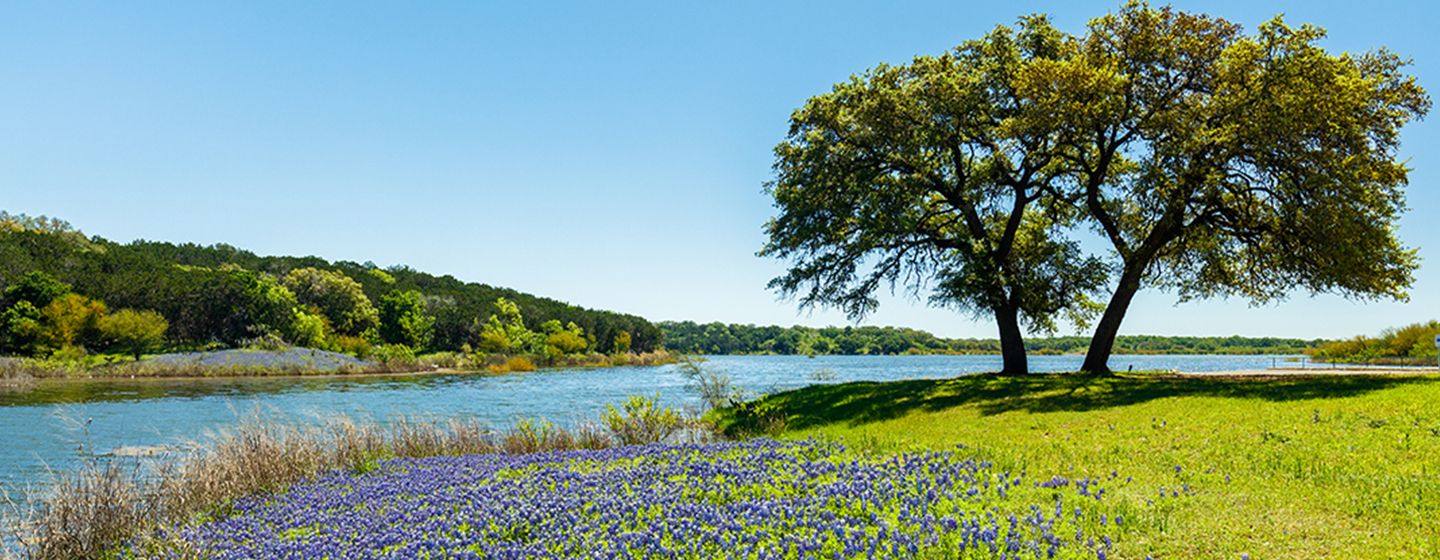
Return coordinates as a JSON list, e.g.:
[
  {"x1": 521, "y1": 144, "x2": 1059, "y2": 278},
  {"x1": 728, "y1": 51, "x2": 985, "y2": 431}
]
[
  {"x1": 995, "y1": 303, "x2": 1029, "y2": 375},
  {"x1": 1082, "y1": 263, "x2": 1146, "y2": 374}
]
